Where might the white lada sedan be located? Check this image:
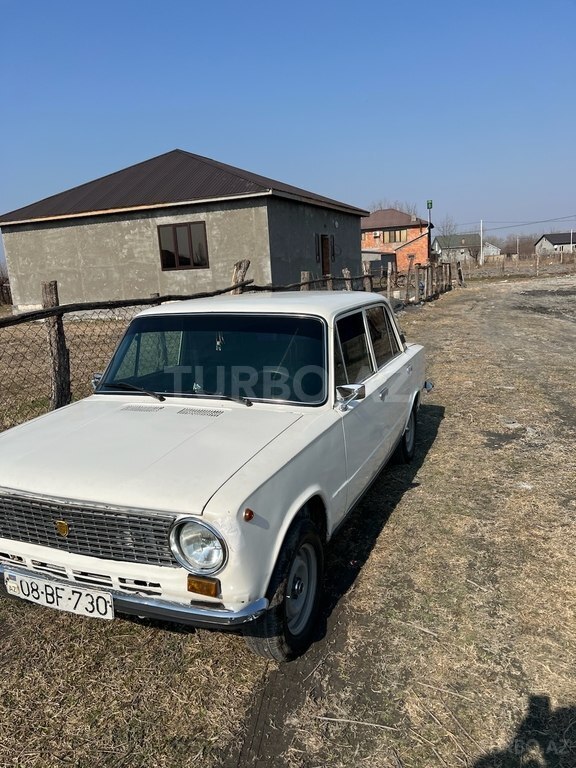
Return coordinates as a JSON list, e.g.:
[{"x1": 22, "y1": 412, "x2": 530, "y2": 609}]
[{"x1": 0, "y1": 291, "x2": 430, "y2": 661}]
